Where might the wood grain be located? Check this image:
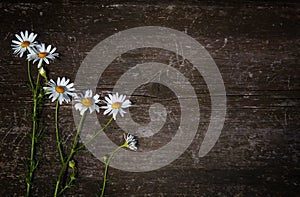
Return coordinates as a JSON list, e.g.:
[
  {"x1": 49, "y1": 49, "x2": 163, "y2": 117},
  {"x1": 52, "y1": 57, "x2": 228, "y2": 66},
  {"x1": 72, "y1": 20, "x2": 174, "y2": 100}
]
[{"x1": 0, "y1": 1, "x2": 299, "y2": 196}]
